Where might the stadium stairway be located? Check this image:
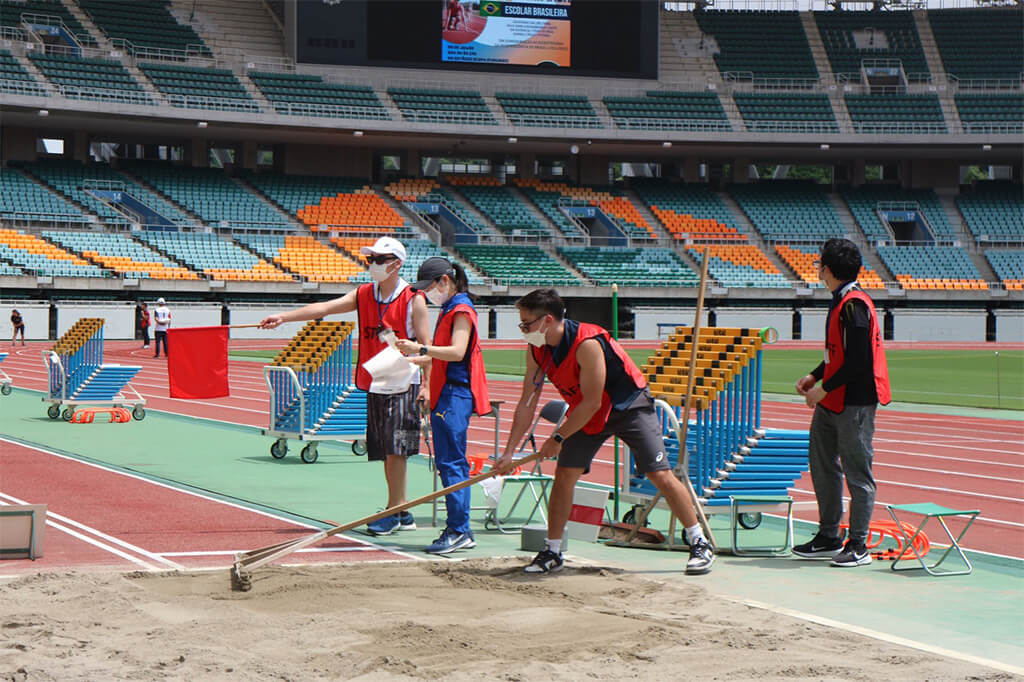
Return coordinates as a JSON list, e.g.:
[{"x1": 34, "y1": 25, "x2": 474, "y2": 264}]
[
  {"x1": 623, "y1": 187, "x2": 675, "y2": 242},
  {"x1": 827, "y1": 192, "x2": 871, "y2": 243},
  {"x1": 168, "y1": 0, "x2": 285, "y2": 60},
  {"x1": 912, "y1": 10, "x2": 951, "y2": 87},
  {"x1": 114, "y1": 167, "x2": 205, "y2": 227},
  {"x1": 123, "y1": 61, "x2": 169, "y2": 107},
  {"x1": 658, "y1": 9, "x2": 724, "y2": 86},
  {"x1": 15, "y1": 165, "x2": 105, "y2": 226},
  {"x1": 439, "y1": 181, "x2": 511, "y2": 241},
  {"x1": 9, "y1": 51, "x2": 56, "y2": 97},
  {"x1": 232, "y1": 176, "x2": 313, "y2": 232},
  {"x1": 936, "y1": 190, "x2": 976, "y2": 244},
  {"x1": 236, "y1": 72, "x2": 273, "y2": 112},
  {"x1": 798, "y1": 12, "x2": 834, "y2": 84},
  {"x1": 714, "y1": 190, "x2": 793, "y2": 277},
  {"x1": 507, "y1": 184, "x2": 563, "y2": 238},
  {"x1": 370, "y1": 184, "x2": 440, "y2": 242},
  {"x1": 59, "y1": 0, "x2": 106, "y2": 49}
]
